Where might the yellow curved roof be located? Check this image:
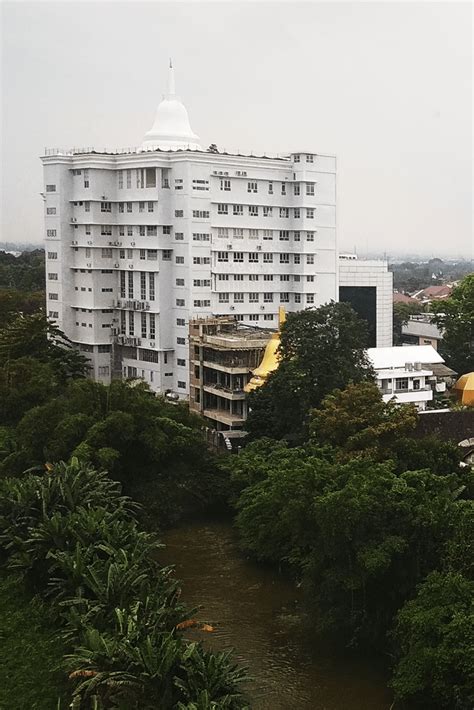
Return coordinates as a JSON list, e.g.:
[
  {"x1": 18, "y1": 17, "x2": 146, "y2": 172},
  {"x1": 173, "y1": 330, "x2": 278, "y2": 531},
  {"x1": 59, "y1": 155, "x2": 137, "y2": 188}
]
[
  {"x1": 454, "y1": 372, "x2": 474, "y2": 405},
  {"x1": 244, "y1": 307, "x2": 286, "y2": 393}
]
